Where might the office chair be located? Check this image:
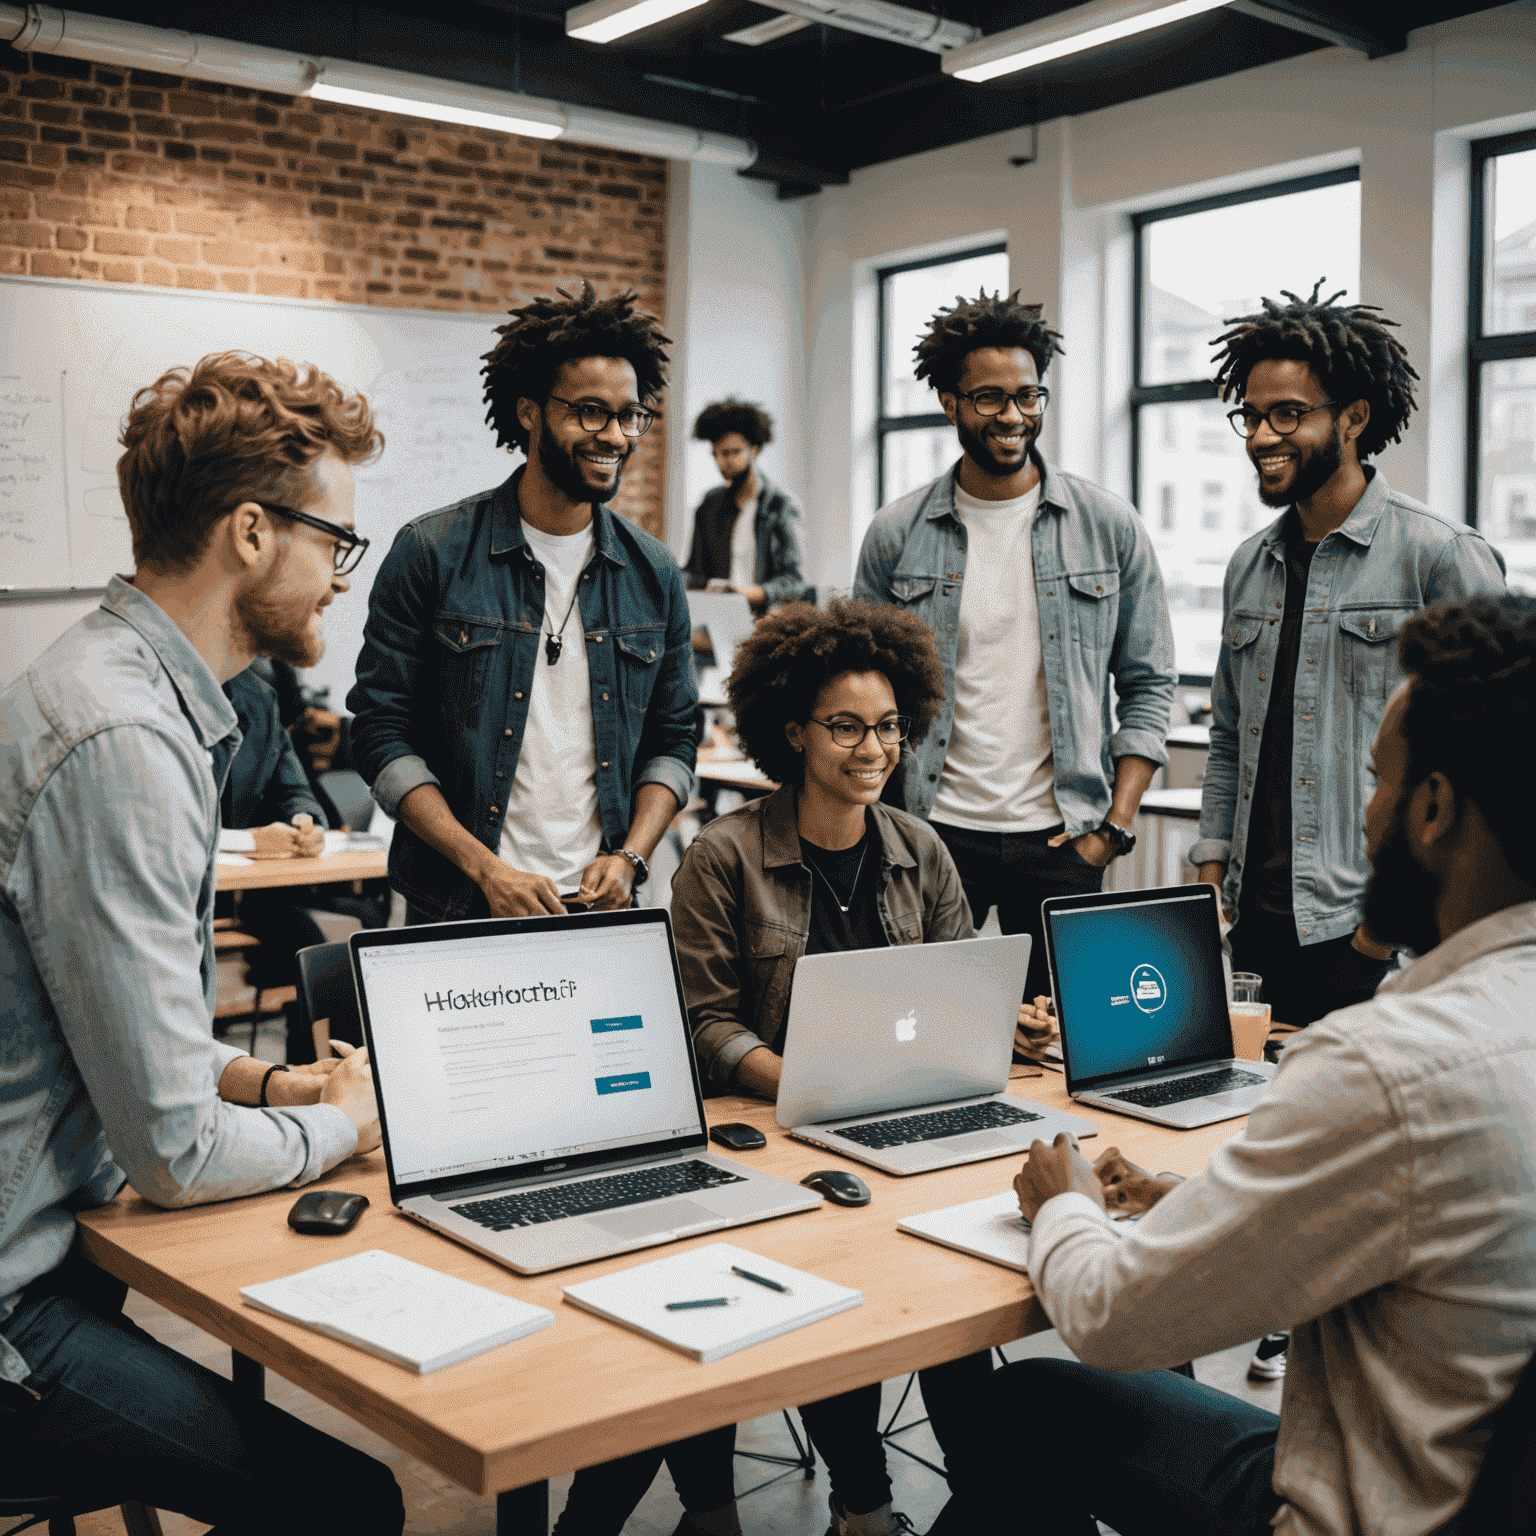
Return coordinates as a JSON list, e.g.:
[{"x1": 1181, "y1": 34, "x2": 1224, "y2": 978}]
[
  {"x1": 1435, "y1": 1350, "x2": 1536, "y2": 1531},
  {"x1": 0, "y1": 1493, "x2": 163, "y2": 1535},
  {"x1": 295, "y1": 939, "x2": 364, "y2": 1058}
]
